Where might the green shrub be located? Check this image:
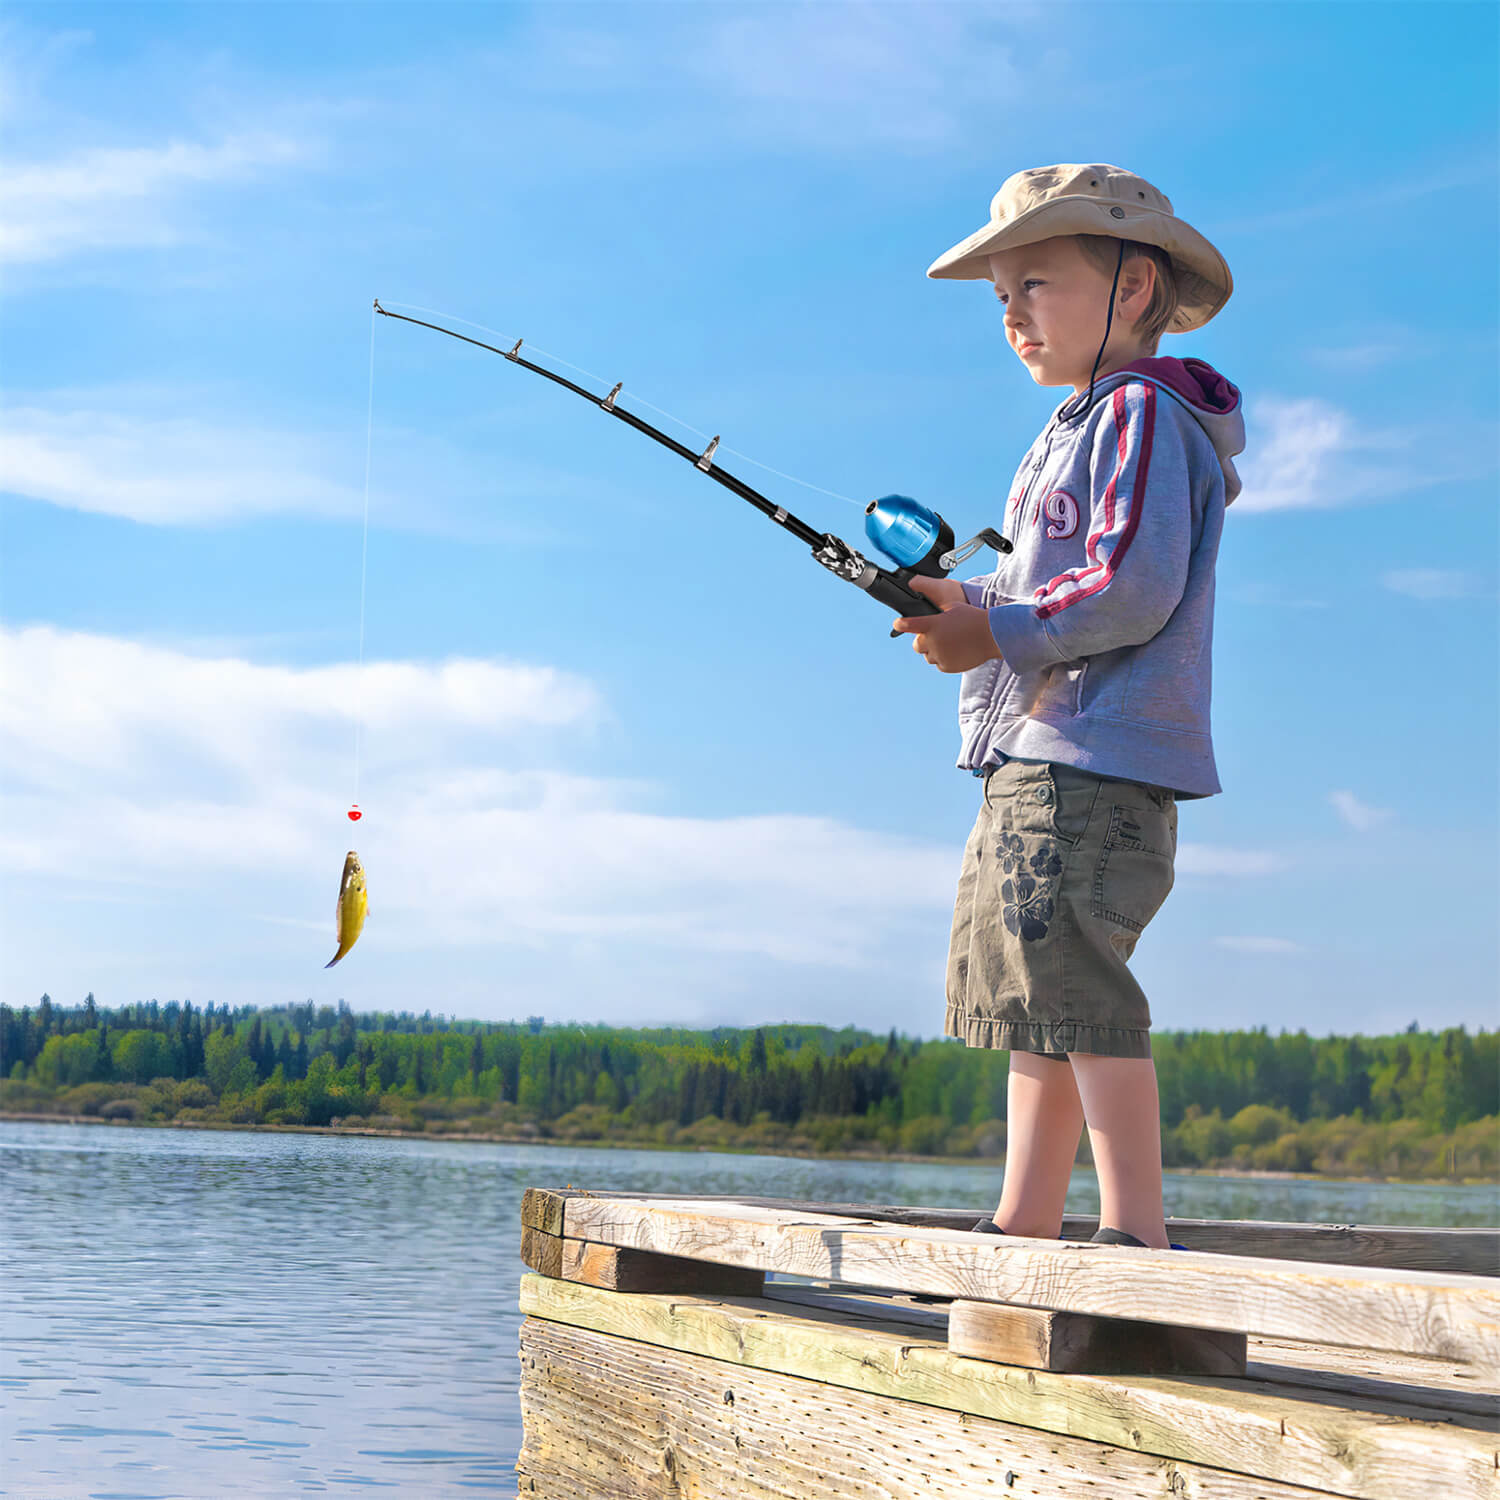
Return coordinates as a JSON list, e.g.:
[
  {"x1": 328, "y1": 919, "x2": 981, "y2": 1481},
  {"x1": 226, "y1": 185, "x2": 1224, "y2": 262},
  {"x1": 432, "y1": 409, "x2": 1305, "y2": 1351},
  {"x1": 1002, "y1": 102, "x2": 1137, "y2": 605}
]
[
  {"x1": 1251, "y1": 1132, "x2": 1315, "y2": 1172},
  {"x1": 1170, "y1": 1108, "x2": 1232, "y2": 1165},
  {"x1": 57, "y1": 1081, "x2": 123, "y2": 1116},
  {"x1": 1450, "y1": 1117, "x2": 1499, "y2": 1177},
  {"x1": 1228, "y1": 1104, "x2": 1295, "y2": 1148},
  {"x1": 897, "y1": 1115, "x2": 949, "y2": 1156},
  {"x1": 679, "y1": 1114, "x2": 733, "y2": 1148},
  {"x1": 0, "y1": 1078, "x2": 55, "y2": 1113},
  {"x1": 173, "y1": 1080, "x2": 215, "y2": 1111},
  {"x1": 551, "y1": 1104, "x2": 613, "y2": 1141}
]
